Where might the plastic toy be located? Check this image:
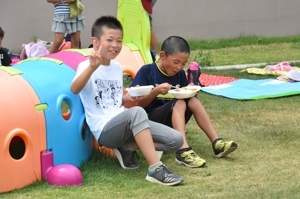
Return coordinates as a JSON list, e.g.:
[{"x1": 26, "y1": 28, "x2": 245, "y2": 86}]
[{"x1": 41, "y1": 151, "x2": 83, "y2": 186}]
